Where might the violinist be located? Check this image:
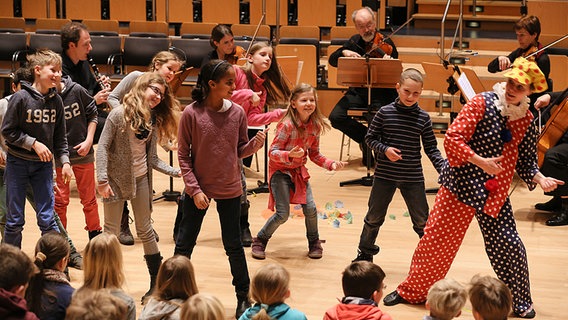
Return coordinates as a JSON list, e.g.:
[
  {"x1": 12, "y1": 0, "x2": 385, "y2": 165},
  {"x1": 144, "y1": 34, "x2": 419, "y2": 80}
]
[
  {"x1": 328, "y1": 6, "x2": 398, "y2": 167},
  {"x1": 534, "y1": 89, "x2": 568, "y2": 226},
  {"x1": 201, "y1": 24, "x2": 246, "y2": 67},
  {"x1": 487, "y1": 15, "x2": 551, "y2": 114}
]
